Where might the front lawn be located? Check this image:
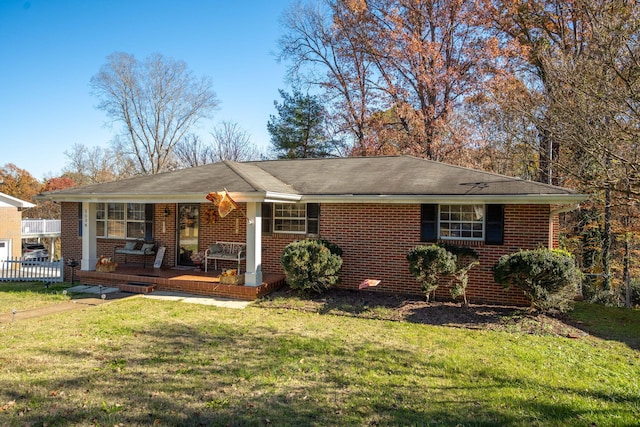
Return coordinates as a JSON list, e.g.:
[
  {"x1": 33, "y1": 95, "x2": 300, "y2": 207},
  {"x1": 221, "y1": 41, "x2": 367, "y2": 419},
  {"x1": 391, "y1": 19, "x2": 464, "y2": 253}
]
[
  {"x1": 0, "y1": 288, "x2": 638, "y2": 426},
  {"x1": 0, "y1": 282, "x2": 72, "y2": 312}
]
